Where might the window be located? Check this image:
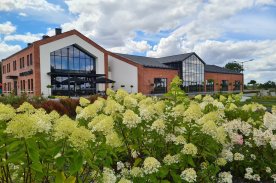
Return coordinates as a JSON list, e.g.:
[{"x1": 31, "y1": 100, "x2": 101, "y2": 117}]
[
  {"x1": 3, "y1": 83, "x2": 6, "y2": 92},
  {"x1": 206, "y1": 79, "x2": 214, "y2": 92},
  {"x1": 31, "y1": 79, "x2": 33, "y2": 91},
  {"x1": 7, "y1": 63, "x2": 10, "y2": 73},
  {"x1": 27, "y1": 55, "x2": 29, "y2": 66},
  {"x1": 19, "y1": 58, "x2": 21, "y2": 68},
  {"x1": 50, "y1": 45, "x2": 95, "y2": 72},
  {"x1": 221, "y1": 80, "x2": 228, "y2": 91},
  {"x1": 28, "y1": 79, "x2": 30, "y2": 91},
  {"x1": 152, "y1": 78, "x2": 167, "y2": 94},
  {"x1": 30, "y1": 54, "x2": 33, "y2": 65},
  {"x1": 234, "y1": 80, "x2": 241, "y2": 91},
  {"x1": 7, "y1": 82, "x2": 11, "y2": 92},
  {"x1": 2, "y1": 65, "x2": 5, "y2": 74},
  {"x1": 13, "y1": 60, "x2": 16, "y2": 71},
  {"x1": 182, "y1": 55, "x2": 204, "y2": 93},
  {"x1": 22, "y1": 57, "x2": 25, "y2": 68}
]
